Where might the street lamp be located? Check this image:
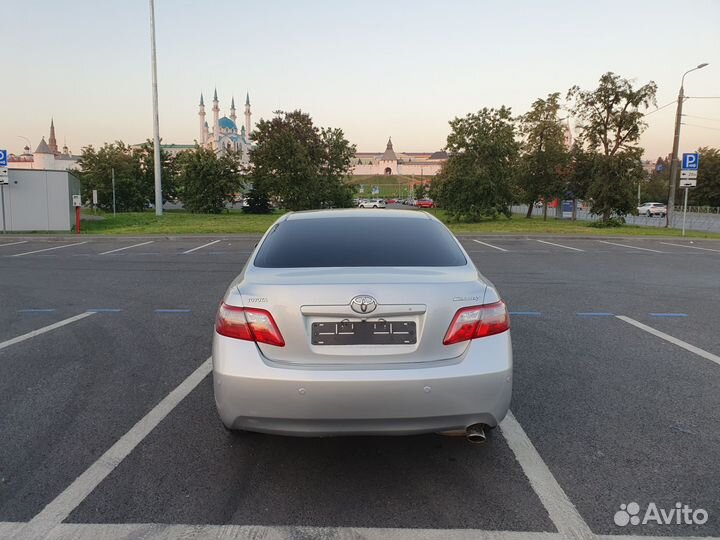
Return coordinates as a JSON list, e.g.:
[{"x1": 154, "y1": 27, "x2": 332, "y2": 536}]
[
  {"x1": 666, "y1": 63, "x2": 709, "y2": 227},
  {"x1": 149, "y1": 0, "x2": 163, "y2": 216}
]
